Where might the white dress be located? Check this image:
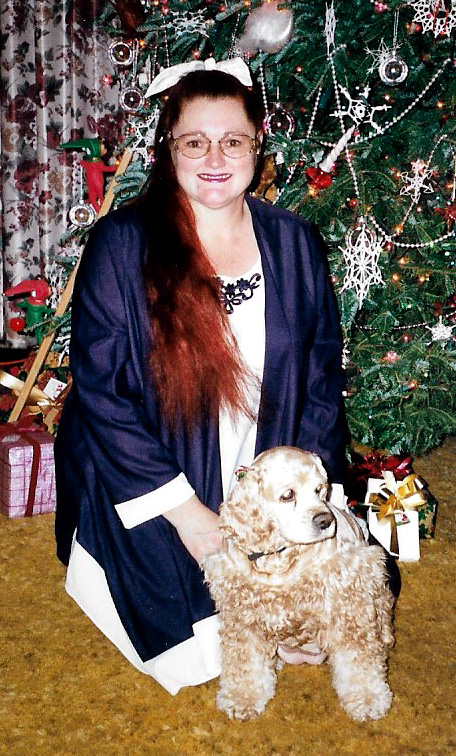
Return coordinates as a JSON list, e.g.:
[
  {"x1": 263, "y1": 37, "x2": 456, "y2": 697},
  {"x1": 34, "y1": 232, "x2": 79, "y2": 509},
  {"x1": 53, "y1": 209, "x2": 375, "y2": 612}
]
[{"x1": 217, "y1": 256, "x2": 266, "y2": 500}]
